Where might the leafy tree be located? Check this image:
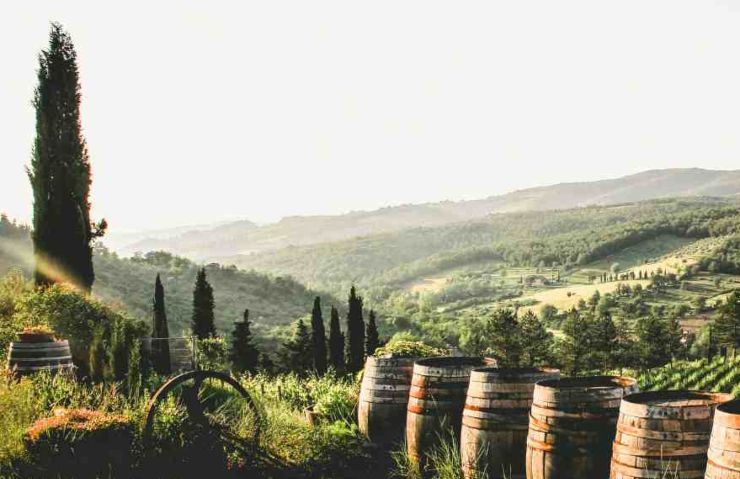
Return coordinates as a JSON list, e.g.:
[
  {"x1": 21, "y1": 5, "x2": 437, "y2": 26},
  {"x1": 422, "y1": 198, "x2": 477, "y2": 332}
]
[
  {"x1": 28, "y1": 23, "x2": 106, "y2": 292},
  {"x1": 281, "y1": 318, "x2": 312, "y2": 374},
  {"x1": 519, "y1": 310, "x2": 554, "y2": 366},
  {"x1": 230, "y1": 309, "x2": 259, "y2": 373},
  {"x1": 365, "y1": 309, "x2": 380, "y2": 356},
  {"x1": 558, "y1": 309, "x2": 592, "y2": 375},
  {"x1": 328, "y1": 306, "x2": 345, "y2": 371},
  {"x1": 589, "y1": 312, "x2": 618, "y2": 371},
  {"x1": 345, "y1": 286, "x2": 365, "y2": 372},
  {"x1": 152, "y1": 274, "x2": 171, "y2": 375},
  {"x1": 612, "y1": 317, "x2": 638, "y2": 371},
  {"x1": 636, "y1": 315, "x2": 671, "y2": 369},
  {"x1": 714, "y1": 291, "x2": 740, "y2": 355},
  {"x1": 310, "y1": 297, "x2": 328, "y2": 374},
  {"x1": 192, "y1": 268, "x2": 216, "y2": 339},
  {"x1": 485, "y1": 309, "x2": 522, "y2": 367}
]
